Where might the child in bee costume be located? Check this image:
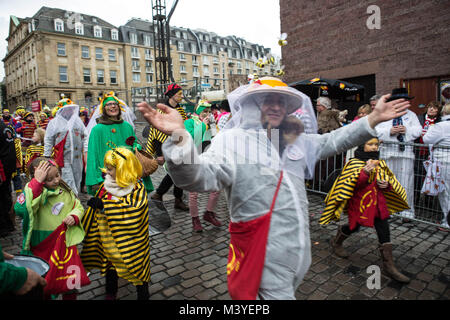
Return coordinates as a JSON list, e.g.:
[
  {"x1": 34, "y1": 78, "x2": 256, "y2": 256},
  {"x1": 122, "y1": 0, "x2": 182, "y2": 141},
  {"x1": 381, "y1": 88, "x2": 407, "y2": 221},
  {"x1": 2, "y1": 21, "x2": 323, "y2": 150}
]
[
  {"x1": 319, "y1": 137, "x2": 411, "y2": 283},
  {"x1": 81, "y1": 147, "x2": 150, "y2": 300}
]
